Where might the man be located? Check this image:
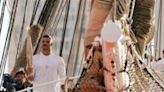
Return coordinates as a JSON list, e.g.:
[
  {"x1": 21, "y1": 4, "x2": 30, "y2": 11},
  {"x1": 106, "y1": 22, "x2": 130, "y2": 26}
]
[
  {"x1": 14, "y1": 70, "x2": 33, "y2": 91},
  {"x1": 27, "y1": 33, "x2": 66, "y2": 92},
  {"x1": 3, "y1": 70, "x2": 32, "y2": 92}
]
